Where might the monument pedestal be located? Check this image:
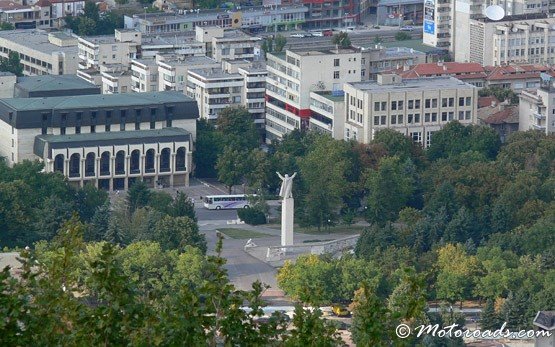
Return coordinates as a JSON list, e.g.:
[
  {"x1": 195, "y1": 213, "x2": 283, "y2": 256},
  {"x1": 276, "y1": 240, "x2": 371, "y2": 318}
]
[{"x1": 281, "y1": 197, "x2": 294, "y2": 246}]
